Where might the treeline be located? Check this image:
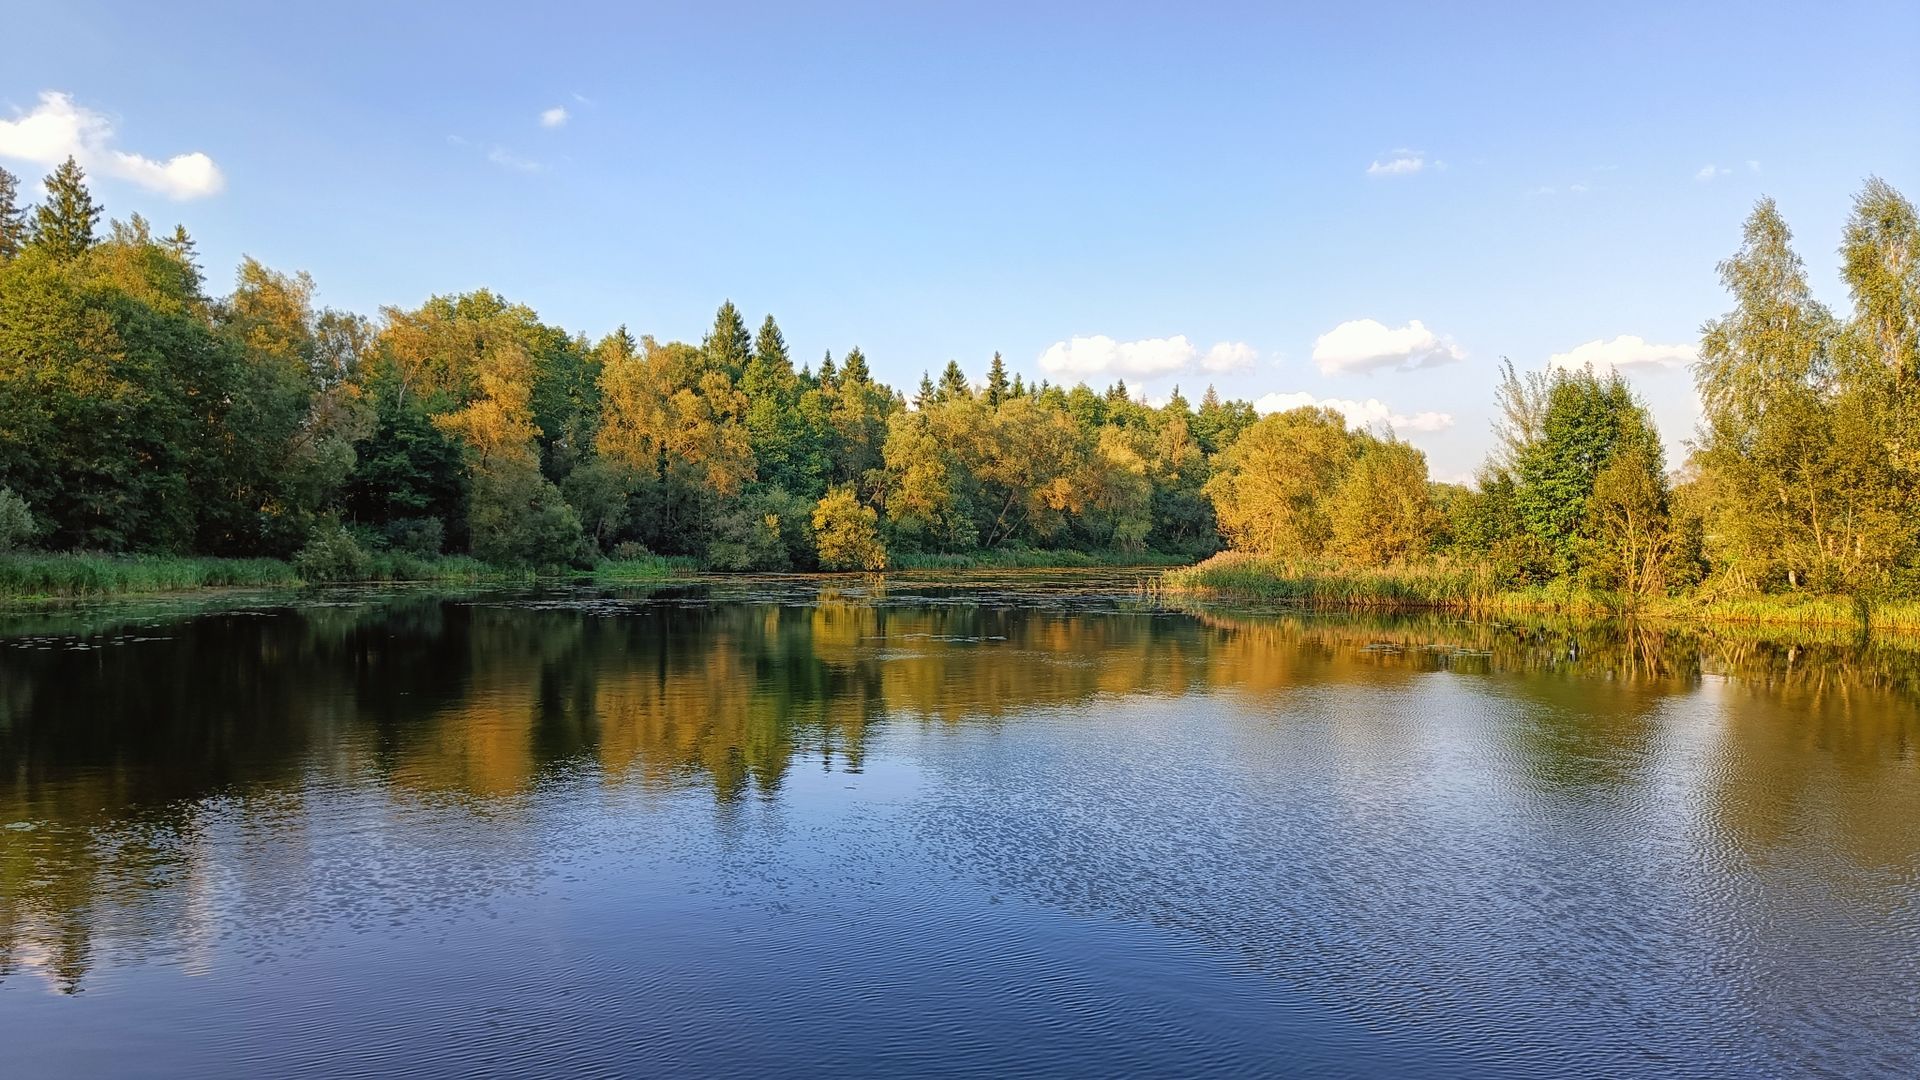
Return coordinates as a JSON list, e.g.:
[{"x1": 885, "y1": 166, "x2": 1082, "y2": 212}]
[
  {"x1": 1196, "y1": 177, "x2": 1920, "y2": 609},
  {"x1": 2, "y1": 158, "x2": 1914, "y2": 605},
  {"x1": 0, "y1": 158, "x2": 1259, "y2": 575}
]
